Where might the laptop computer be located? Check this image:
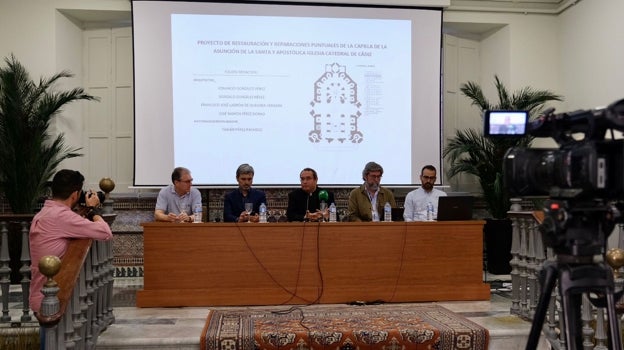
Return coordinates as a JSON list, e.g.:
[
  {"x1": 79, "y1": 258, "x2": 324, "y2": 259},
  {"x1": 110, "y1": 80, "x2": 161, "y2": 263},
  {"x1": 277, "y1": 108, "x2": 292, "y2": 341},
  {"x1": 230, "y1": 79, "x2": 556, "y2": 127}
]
[
  {"x1": 436, "y1": 195, "x2": 474, "y2": 221},
  {"x1": 391, "y1": 207, "x2": 404, "y2": 221}
]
